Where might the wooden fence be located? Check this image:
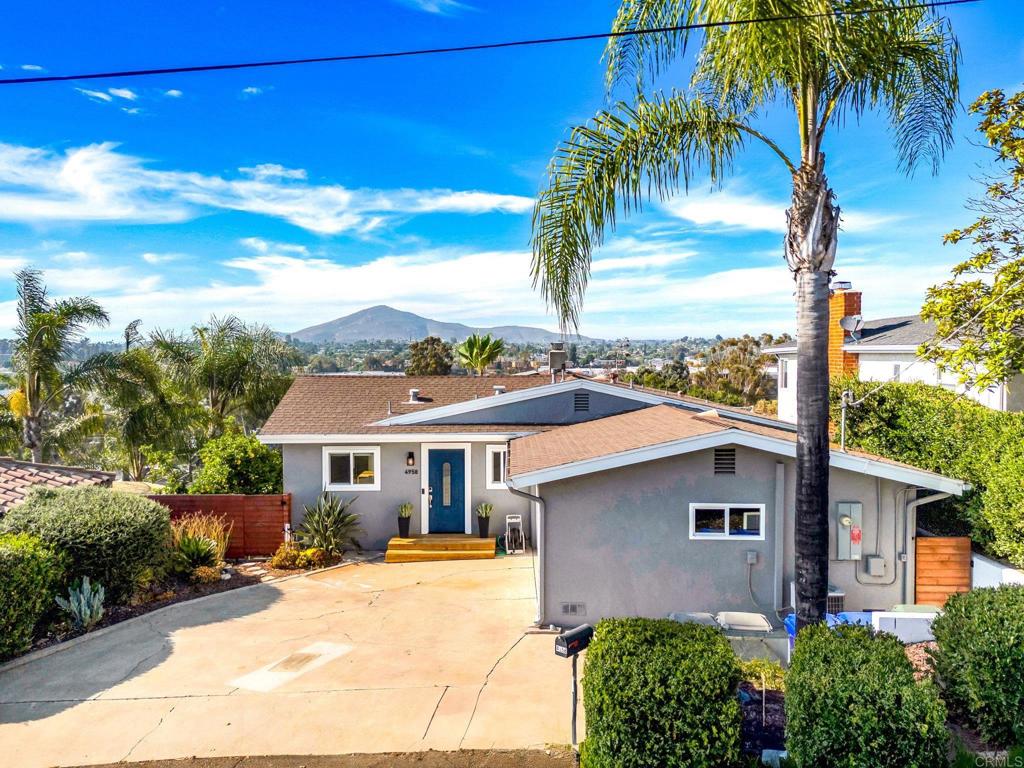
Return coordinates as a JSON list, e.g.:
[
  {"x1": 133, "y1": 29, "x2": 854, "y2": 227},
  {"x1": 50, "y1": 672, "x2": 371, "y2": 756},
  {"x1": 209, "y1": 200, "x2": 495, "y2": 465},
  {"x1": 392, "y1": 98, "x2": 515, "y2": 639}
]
[
  {"x1": 916, "y1": 536, "x2": 972, "y2": 607},
  {"x1": 150, "y1": 494, "x2": 291, "y2": 559}
]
